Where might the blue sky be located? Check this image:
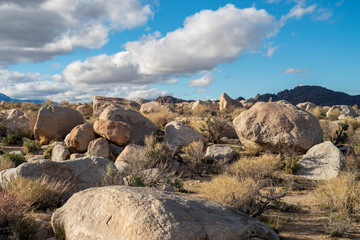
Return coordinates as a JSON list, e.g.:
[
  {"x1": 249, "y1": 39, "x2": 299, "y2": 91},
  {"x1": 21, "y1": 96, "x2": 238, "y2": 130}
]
[{"x1": 0, "y1": 0, "x2": 359, "y2": 102}]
